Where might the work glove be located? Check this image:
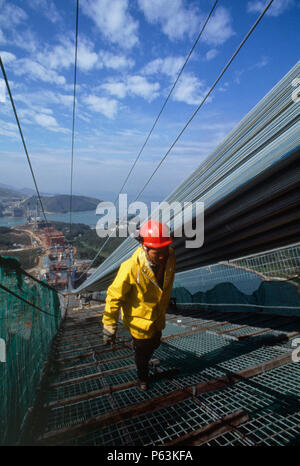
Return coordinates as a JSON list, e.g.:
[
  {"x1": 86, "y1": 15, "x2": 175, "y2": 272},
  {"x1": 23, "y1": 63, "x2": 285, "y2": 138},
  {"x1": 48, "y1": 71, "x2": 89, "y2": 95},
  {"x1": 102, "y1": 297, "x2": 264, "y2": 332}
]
[{"x1": 103, "y1": 325, "x2": 117, "y2": 345}]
